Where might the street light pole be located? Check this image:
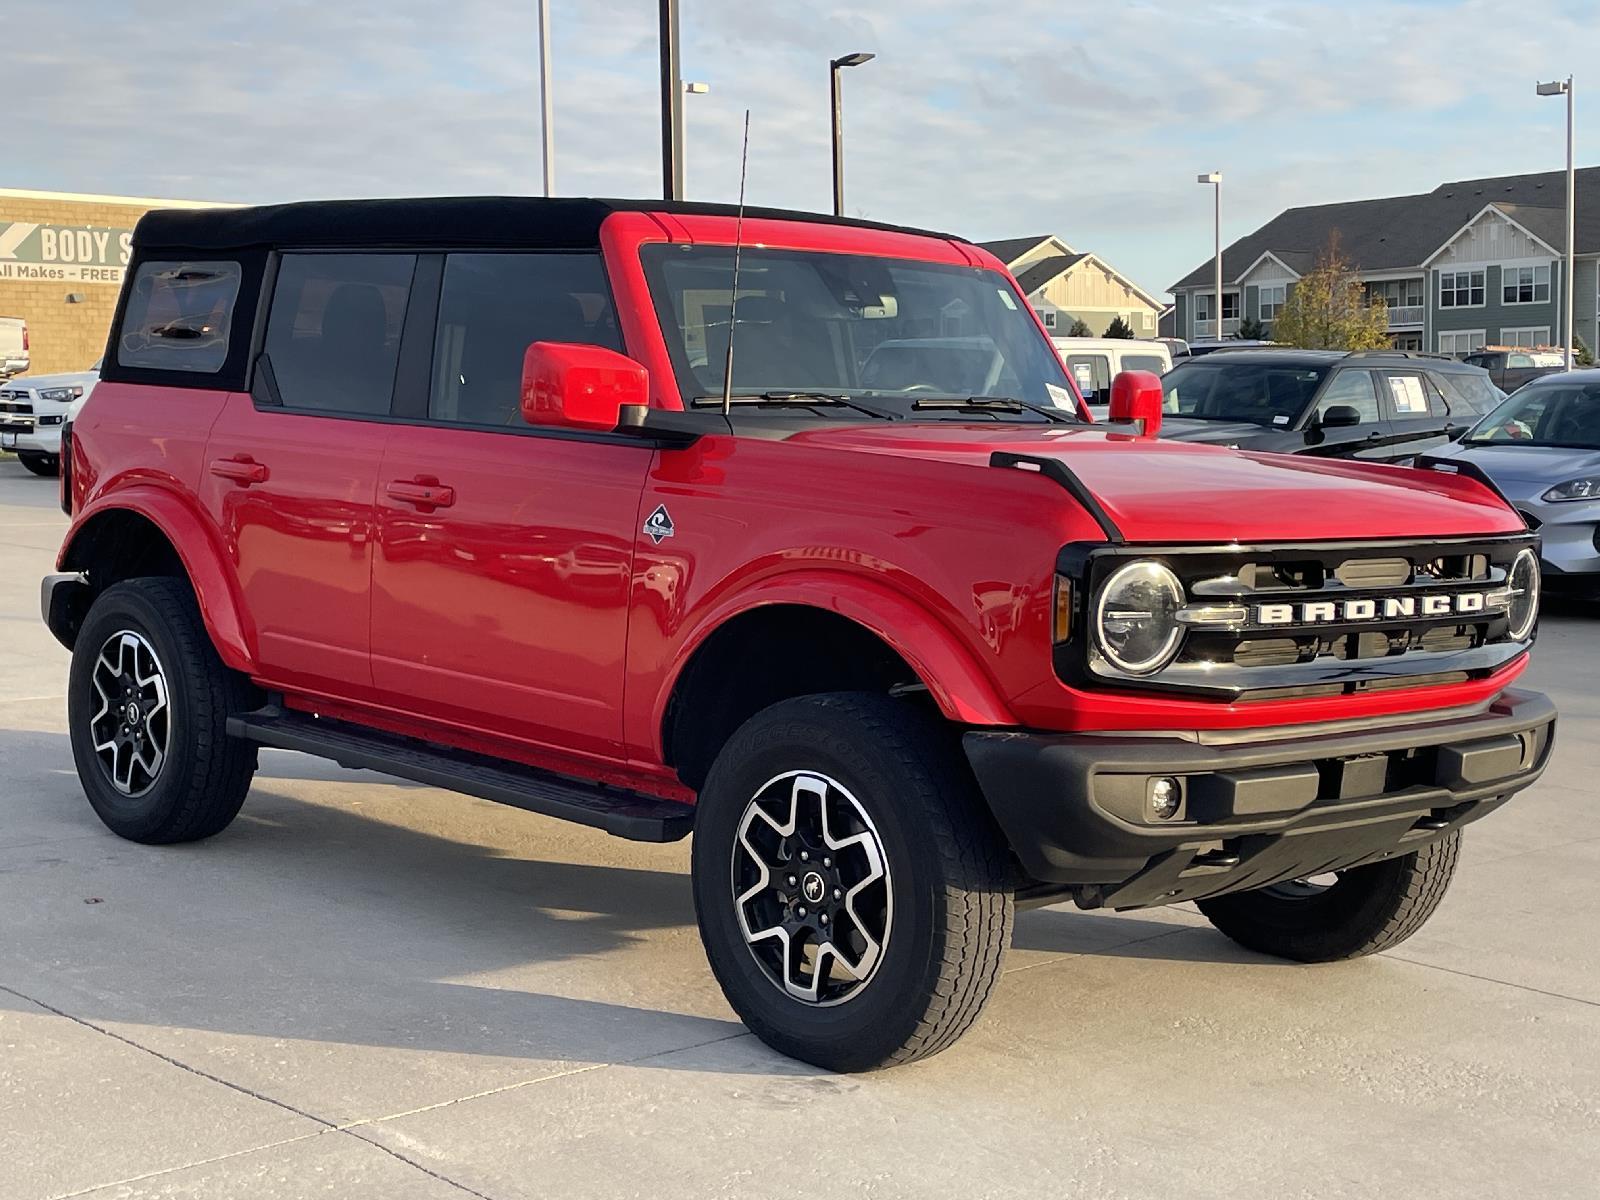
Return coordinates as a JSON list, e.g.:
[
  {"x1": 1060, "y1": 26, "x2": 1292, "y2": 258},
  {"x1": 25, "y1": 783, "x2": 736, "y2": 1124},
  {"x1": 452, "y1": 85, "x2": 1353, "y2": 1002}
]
[
  {"x1": 660, "y1": 0, "x2": 685, "y2": 200},
  {"x1": 1538, "y1": 77, "x2": 1576, "y2": 369},
  {"x1": 1198, "y1": 172, "x2": 1223, "y2": 340},
  {"x1": 538, "y1": 0, "x2": 554, "y2": 196},
  {"x1": 682, "y1": 81, "x2": 709, "y2": 195},
  {"x1": 830, "y1": 52, "x2": 875, "y2": 217}
]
